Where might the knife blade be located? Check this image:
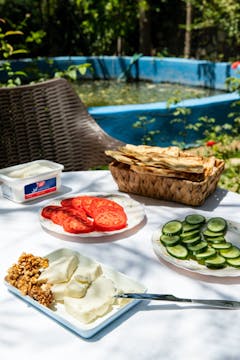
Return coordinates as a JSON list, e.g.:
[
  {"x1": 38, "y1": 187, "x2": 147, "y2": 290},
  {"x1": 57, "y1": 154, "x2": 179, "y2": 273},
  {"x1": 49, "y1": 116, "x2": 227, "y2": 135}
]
[{"x1": 115, "y1": 293, "x2": 240, "y2": 309}]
